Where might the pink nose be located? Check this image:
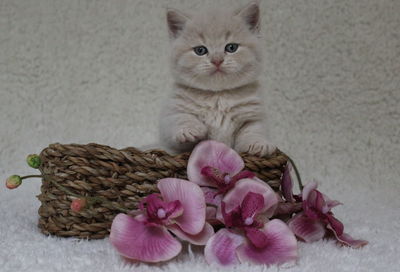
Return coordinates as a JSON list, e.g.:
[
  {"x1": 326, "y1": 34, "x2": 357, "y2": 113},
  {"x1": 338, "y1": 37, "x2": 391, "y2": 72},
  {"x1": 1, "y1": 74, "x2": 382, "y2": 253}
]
[{"x1": 211, "y1": 59, "x2": 224, "y2": 67}]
